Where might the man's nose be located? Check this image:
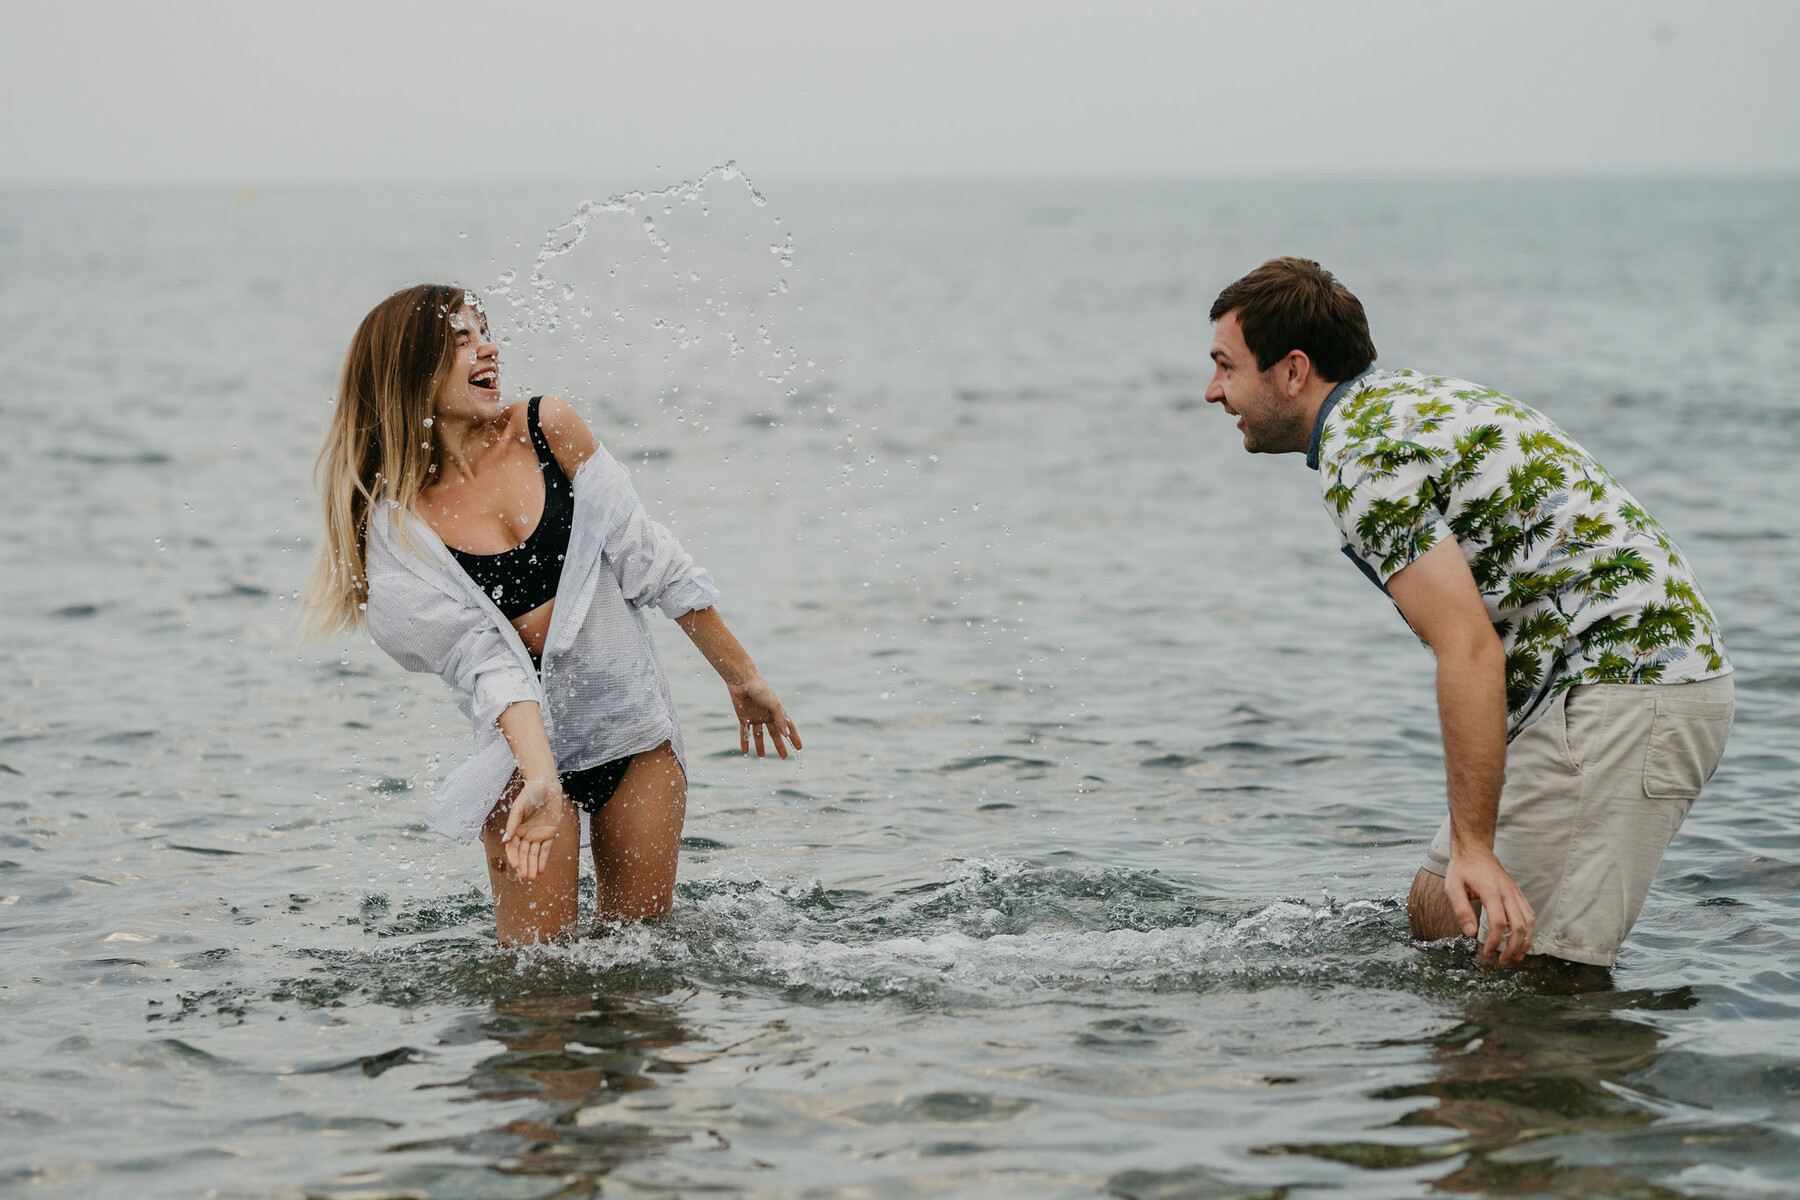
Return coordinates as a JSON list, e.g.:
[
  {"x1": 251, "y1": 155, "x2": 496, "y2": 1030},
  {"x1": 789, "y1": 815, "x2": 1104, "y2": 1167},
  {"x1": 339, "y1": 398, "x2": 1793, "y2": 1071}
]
[{"x1": 1204, "y1": 379, "x2": 1225, "y2": 403}]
